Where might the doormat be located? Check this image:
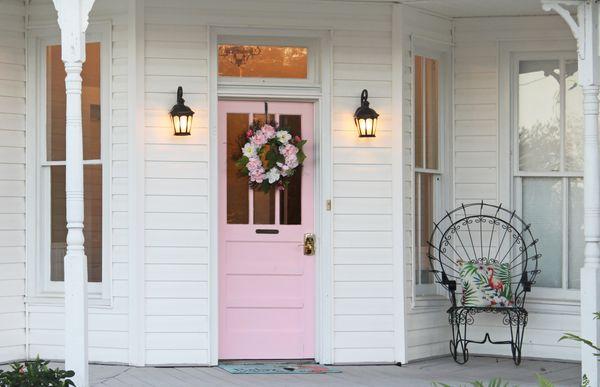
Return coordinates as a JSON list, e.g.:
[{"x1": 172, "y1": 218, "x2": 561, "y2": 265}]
[{"x1": 218, "y1": 363, "x2": 341, "y2": 374}]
